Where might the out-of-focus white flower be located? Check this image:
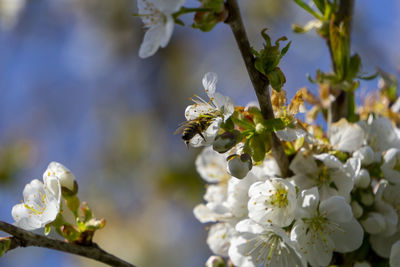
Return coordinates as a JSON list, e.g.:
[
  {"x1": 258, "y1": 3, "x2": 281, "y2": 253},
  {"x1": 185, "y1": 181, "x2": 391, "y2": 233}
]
[
  {"x1": 390, "y1": 240, "x2": 400, "y2": 267},
  {"x1": 12, "y1": 177, "x2": 61, "y2": 231},
  {"x1": 229, "y1": 219, "x2": 306, "y2": 267},
  {"x1": 207, "y1": 222, "x2": 237, "y2": 257},
  {"x1": 351, "y1": 201, "x2": 363, "y2": 219},
  {"x1": 43, "y1": 161, "x2": 76, "y2": 191},
  {"x1": 0, "y1": 0, "x2": 25, "y2": 30},
  {"x1": 184, "y1": 72, "x2": 234, "y2": 147},
  {"x1": 195, "y1": 147, "x2": 230, "y2": 183},
  {"x1": 330, "y1": 118, "x2": 365, "y2": 153},
  {"x1": 382, "y1": 148, "x2": 400, "y2": 184},
  {"x1": 291, "y1": 188, "x2": 363, "y2": 267},
  {"x1": 353, "y1": 146, "x2": 376, "y2": 165},
  {"x1": 289, "y1": 149, "x2": 353, "y2": 202},
  {"x1": 248, "y1": 178, "x2": 296, "y2": 227},
  {"x1": 137, "y1": 0, "x2": 185, "y2": 58},
  {"x1": 275, "y1": 127, "x2": 306, "y2": 142},
  {"x1": 359, "y1": 117, "x2": 400, "y2": 152}
]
